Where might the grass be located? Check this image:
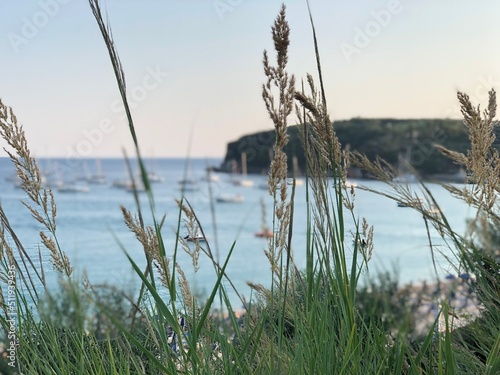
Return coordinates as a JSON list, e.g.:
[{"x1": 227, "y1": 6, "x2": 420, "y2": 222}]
[{"x1": 0, "y1": 1, "x2": 499, "y2": 374}]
